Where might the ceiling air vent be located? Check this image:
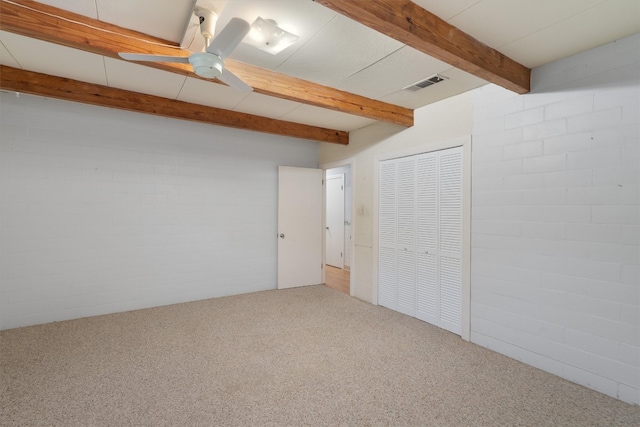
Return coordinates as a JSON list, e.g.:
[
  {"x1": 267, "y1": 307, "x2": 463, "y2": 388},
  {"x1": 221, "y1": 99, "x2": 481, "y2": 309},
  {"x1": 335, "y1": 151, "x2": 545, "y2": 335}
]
[{"x1": 403, "y1": 74, "x2": 449, "y2": 92}]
